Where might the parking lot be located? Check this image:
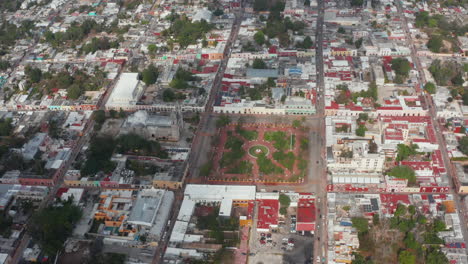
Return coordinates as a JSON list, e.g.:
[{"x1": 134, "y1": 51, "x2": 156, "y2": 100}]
[{"x1": 248, "y1": 208, "x2": 314, "y2": 264}]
